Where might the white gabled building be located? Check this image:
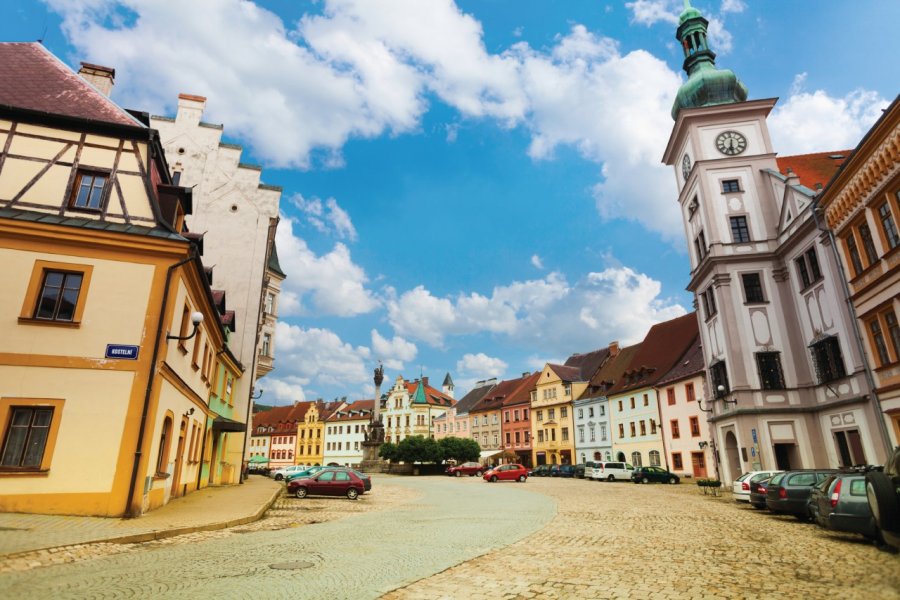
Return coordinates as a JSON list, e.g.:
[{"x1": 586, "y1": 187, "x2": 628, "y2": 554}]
[{"x1": 323, "y1": 400, "x2": 374, "y2": 467}]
